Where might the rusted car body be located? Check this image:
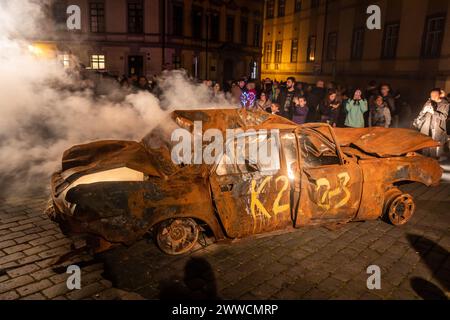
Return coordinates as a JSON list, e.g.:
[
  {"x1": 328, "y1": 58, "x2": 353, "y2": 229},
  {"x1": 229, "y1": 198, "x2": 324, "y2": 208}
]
[{"x1": 48, "y1": 109, "x2": 443, "y2": 255}]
